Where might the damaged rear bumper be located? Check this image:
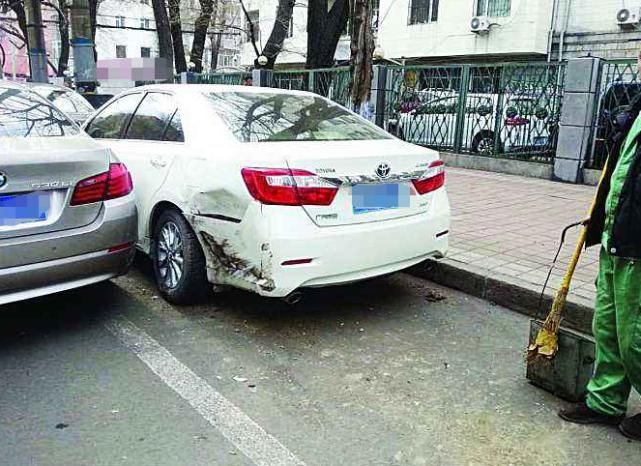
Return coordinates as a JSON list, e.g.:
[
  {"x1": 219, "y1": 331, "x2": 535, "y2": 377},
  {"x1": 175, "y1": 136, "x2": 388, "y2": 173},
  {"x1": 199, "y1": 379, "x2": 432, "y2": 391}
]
[{"x1": 191, "y1": 189, "x2": 450, "y2": 298}]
